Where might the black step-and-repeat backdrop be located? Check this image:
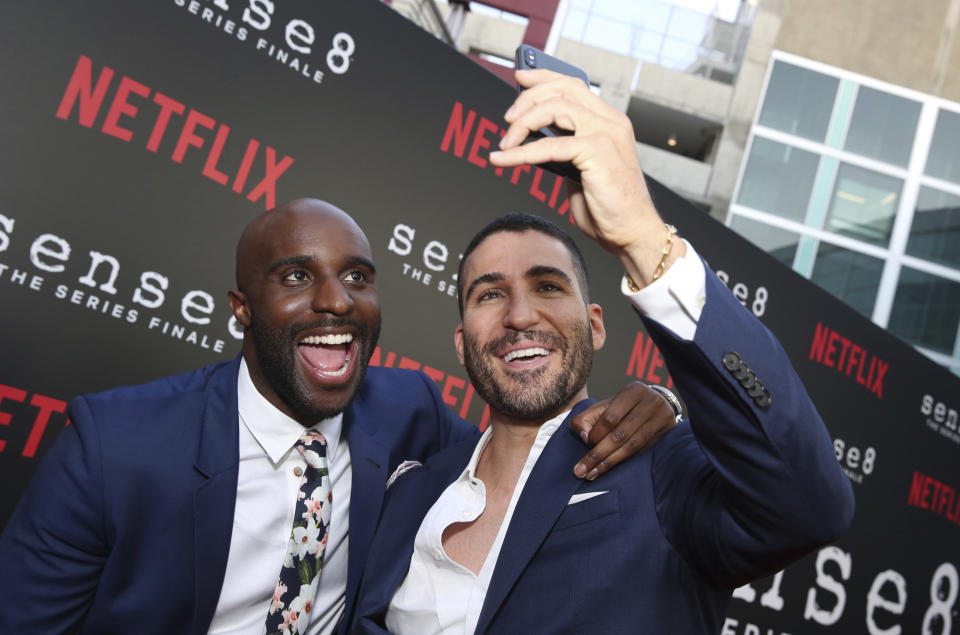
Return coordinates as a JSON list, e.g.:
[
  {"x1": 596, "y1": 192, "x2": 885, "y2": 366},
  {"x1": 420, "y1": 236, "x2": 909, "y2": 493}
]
[{"x1": 0, "y1": 2, "x2": 957, "y2": 633}]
